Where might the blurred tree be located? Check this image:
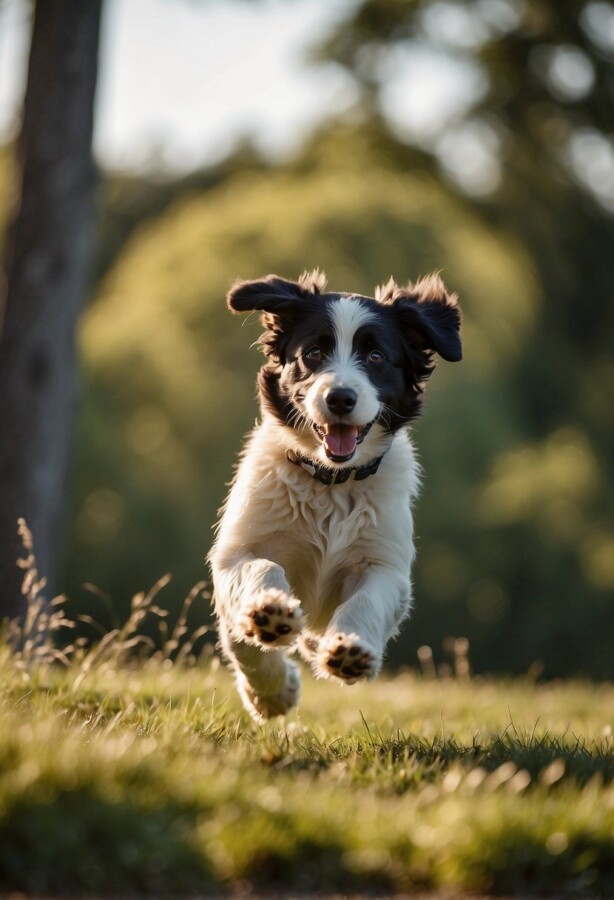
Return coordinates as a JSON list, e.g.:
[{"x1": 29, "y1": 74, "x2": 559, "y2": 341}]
[
  {"x1": 0, "y1": 0, "x2": 102, "y2": 620},
  {"x1": 313, "y1": 0, "x2": 614, "y2": 675},
  {"x1": 320, "y1": 2, "x2": 614, "y2": 356},
  {"x1": 320, "y1": 0, "x2": 614, "y2": 427}
]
